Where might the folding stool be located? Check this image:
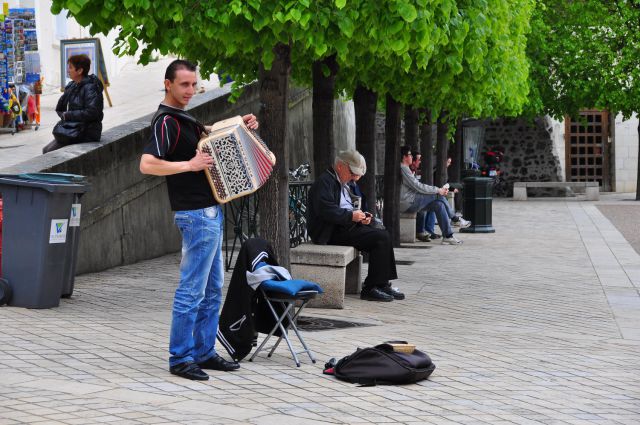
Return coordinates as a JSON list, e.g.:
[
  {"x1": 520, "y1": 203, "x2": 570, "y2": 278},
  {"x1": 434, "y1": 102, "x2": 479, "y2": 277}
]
[{"x1": 249, "y1": 287, "x2": 318, "y2": 367}]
